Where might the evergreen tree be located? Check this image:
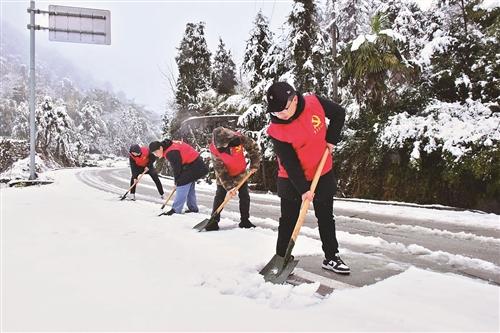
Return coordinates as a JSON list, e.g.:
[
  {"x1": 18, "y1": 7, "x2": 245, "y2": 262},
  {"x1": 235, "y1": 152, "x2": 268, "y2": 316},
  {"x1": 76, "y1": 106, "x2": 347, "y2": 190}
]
[
  {"x1": 334, "y1": 0, "x2": 381, "y2": 47},
  {"x1": 242, "y1": 11, "x2": 273, "y2": 102},
  {"x1": 11, "y1": 101, "x2": 29, "y2": 140},
  {"x1": 77, "y1": 102, "x2": 108, "y2": 153},
  {"x1": 11, "y1": 67, "x2": 27, "y2": 103},
  {"x1": 212, "y1": 38, "x2": 237, "y2": 95},
  {"x1": 424, "y1": 0, "x2": 499, "y2": 105},
  {"x1": 340, "y1": 13, "x2": 410, "y2": 120},
  {"x1": 174, "y1": 22, "x2": 212, "y2": 113},
  {"x1": 170, "y1": 22, "x2": 212, "y2": 136},
  {"x1": 286, "y1": 0, "x2": 325, "y2": 94},
  {"x1": 322, "y1": 0, "x2": 340, "y2": 100},
  {"x1": 36, "y1": 96, "x2": 82, "y2": 165}
]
